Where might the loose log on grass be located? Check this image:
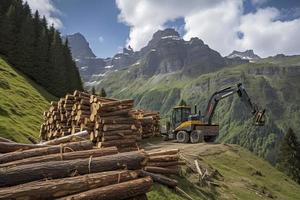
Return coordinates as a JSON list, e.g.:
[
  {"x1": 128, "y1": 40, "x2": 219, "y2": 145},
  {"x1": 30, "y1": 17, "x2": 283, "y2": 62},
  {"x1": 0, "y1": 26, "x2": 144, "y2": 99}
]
[
  {"x1": 0, "y1": 150, "x2": 147, "y2": 187},
  {"x1": 147, "y1": 161, "x2": 185, "y2": 167},
  {"x1": 144, "y1": 166, "x2": 180, "y2": 175},
  {"x1": 58, "y1": 176, "x2": 153, "y2": 200},
  {"x1": 0, "y1": 140, "x2": 93, "y2": 164},
  {"x1": 141, "y1": 170, "x2": 178, "y2": 188},
  {"x1": 0, "y1": 170, "x2": 139, "y2": 200}
]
